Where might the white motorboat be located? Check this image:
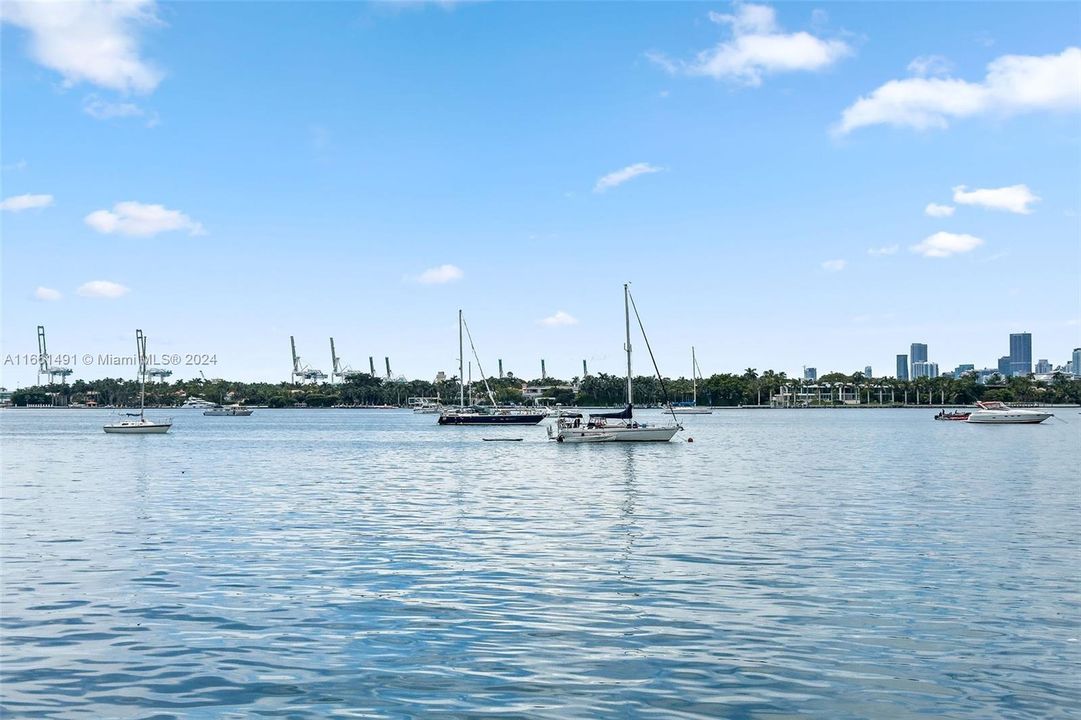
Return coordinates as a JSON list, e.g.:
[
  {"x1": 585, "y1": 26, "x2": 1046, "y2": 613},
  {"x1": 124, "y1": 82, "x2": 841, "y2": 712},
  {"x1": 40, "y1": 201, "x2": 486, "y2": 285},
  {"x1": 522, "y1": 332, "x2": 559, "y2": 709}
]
[
  {"x1": 966, "y1": 401, "x2": 1052, "y2": 424},
  {"x1": 410, "y1": 397, "x2": 444, "y2": 414},
  {"x1": 203, "y1": 404, "x2": 254, "y2": 416},
  {"x1": 104, "y1": 330, "x2": 173, "y2": 434},
  {"x1": 549, "y1": 284, "x2": 681, "y2": 443},
  {"x1": 180, "y1": 397, "x2": 216, "y2": 409}
]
